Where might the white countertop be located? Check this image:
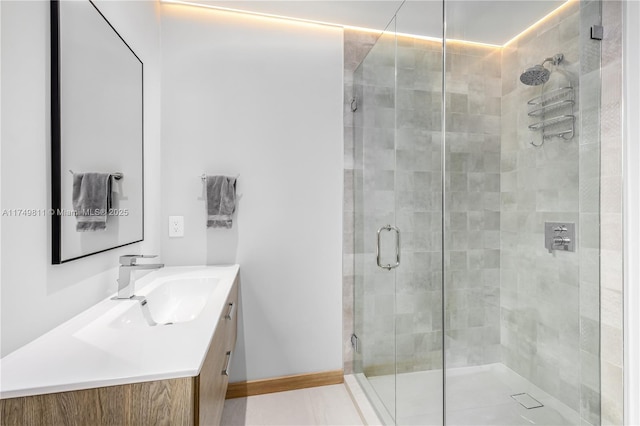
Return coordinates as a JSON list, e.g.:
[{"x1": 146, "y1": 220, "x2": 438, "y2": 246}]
[{"x1": 0, "y1": 265, "x2": 239, "y2": 399}]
